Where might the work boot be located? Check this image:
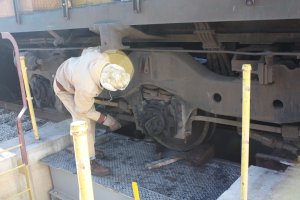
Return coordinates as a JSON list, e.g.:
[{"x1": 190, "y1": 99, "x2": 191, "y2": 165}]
[{"x1": 90, "y1": 160, "x2": 111, "y2": 176}]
